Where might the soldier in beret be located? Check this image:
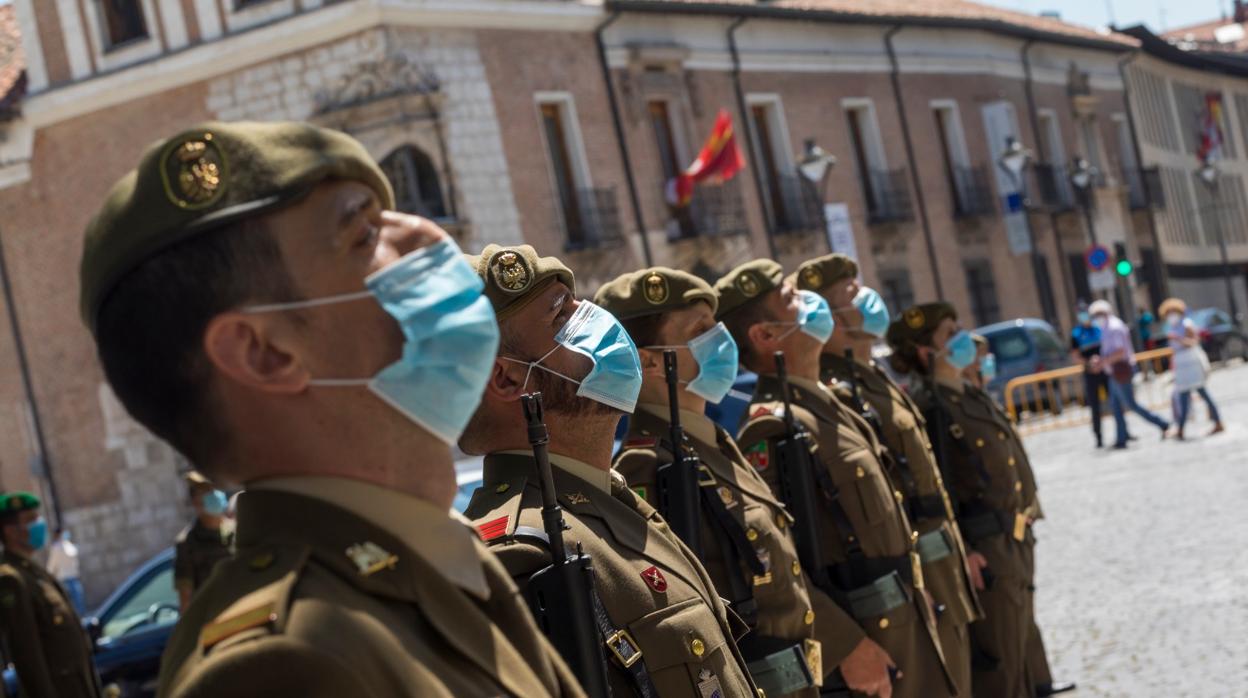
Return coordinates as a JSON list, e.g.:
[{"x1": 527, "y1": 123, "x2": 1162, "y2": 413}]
[
  {"x1": 81, "y1": 122, "x2": 582, "y2": 697},
  {"x1": 460, "y1": 247, "x2": 757, "y2": 698},
  {"x1": 173, "y1": 471, "x2": 234, "y2": 611},
  {"x1": 0, "y1": 491, "x2": 101, "y2": 698},
  {"x1": 726, "y1": 260, "x2": 955, "y2": 698},
  {"x1": 886, "y1": 303, "x2": 1034, "y2": 697},
  {"x1": 795, "y1": 256, "x2": 983, "y2": 697},
  {"x1": 595, "y1": 267, "x2": 827, "y2": 697}
]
